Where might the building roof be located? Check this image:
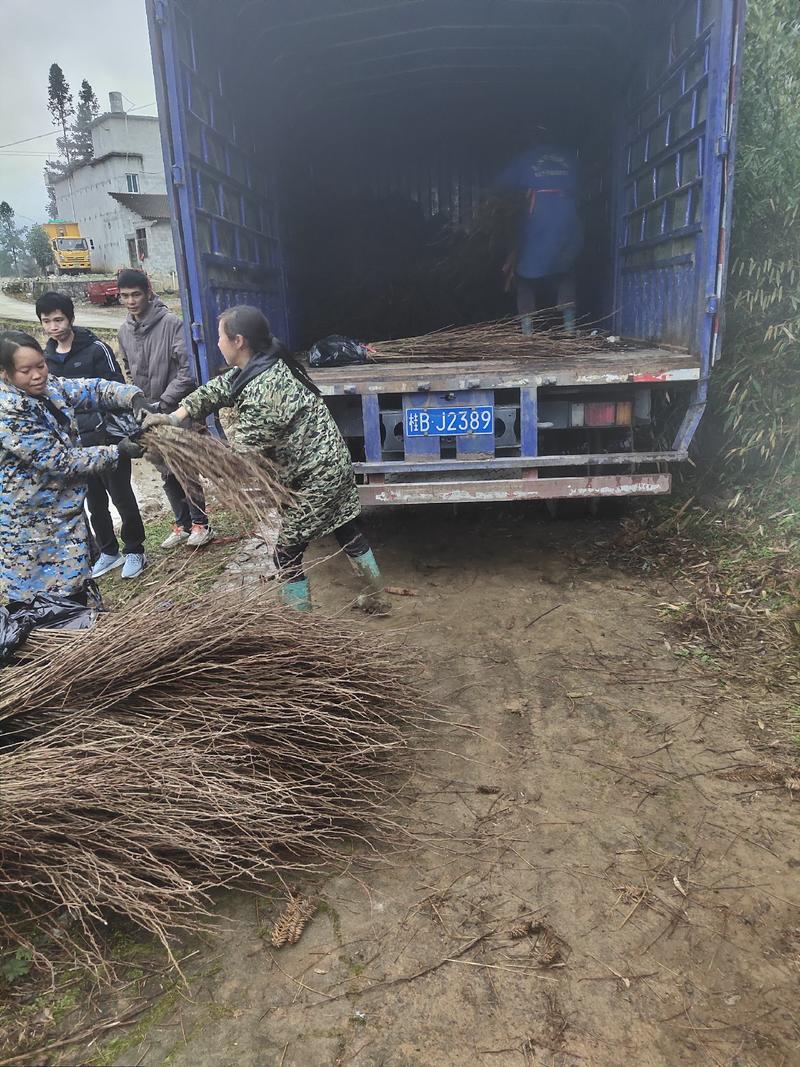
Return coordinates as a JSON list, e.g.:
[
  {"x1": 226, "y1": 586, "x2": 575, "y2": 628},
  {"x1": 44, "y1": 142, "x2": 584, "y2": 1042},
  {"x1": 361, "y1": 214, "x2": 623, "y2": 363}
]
[
  {"x1": 108, "y1": 192, "x2": 171, "y2": 220},
  {"x1": 91, "y1": 112, "x2": 160, "y2": 128},
  {"x1": 91, "y1": 150, "x2": 144, "y2": 167}
]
